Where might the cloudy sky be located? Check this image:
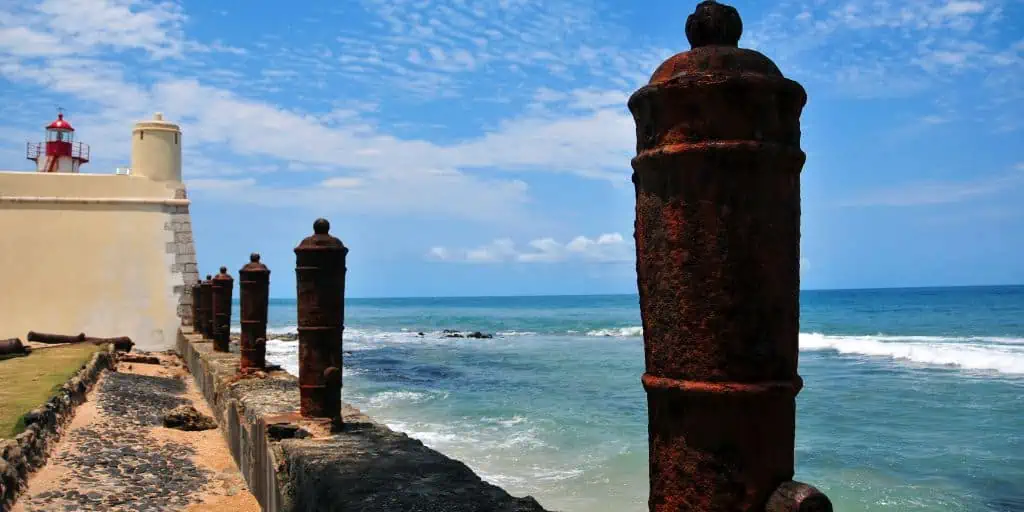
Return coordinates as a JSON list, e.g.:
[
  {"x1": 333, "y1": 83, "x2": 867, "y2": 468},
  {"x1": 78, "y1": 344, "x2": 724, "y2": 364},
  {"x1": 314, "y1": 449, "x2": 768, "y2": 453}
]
[{"x1": 1, "y1": 0, "x2": 1022, "y2": 297}]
